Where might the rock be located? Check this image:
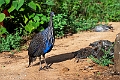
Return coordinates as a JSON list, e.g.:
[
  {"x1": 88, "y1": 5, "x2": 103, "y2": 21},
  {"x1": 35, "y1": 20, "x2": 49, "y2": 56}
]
[{"x1": 114, "y1": 33, "x2": 120, "y2": 74}]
